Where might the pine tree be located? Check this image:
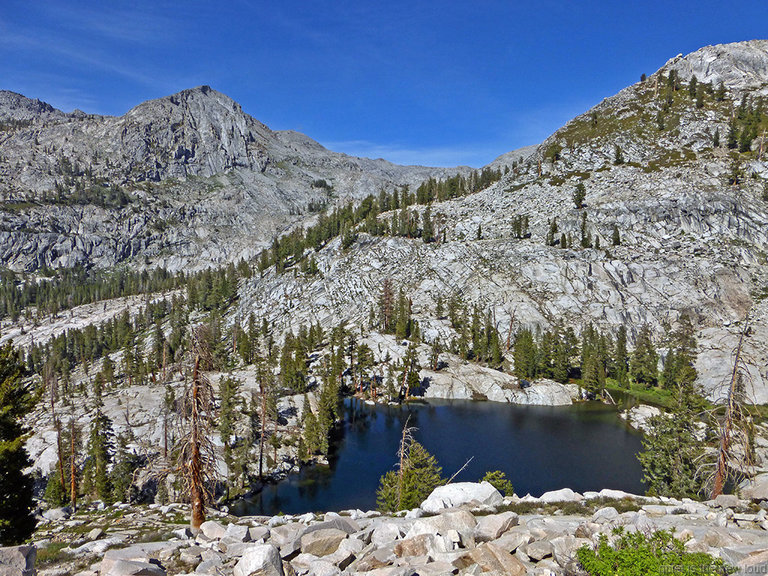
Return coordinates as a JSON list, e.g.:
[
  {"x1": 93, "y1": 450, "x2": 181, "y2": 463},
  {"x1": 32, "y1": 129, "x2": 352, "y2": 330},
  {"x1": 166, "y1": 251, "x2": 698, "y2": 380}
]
[
  {"x1": 0, "y1": 343, "x2": 36, "y2": 544},
  {"x1": 613, "y1": 145, "x2": 625, "y2": 165},
  {"x1": 688, "y1": 74, "x2": 698, "y2": 98},
  {"x1": 176, "y1": 327, "x2": 219, "y2": 529},
  {"x1": 395, "y1": 289, "x2": 412, "y2": 340},
  {"x1": 429, "y1": 338, "x2": 442, "y2": 371},
  {"x1": 573, "y1": 182, "x2": 586, "y2": 209},
  {"x1": 379, "y1": 279, "x2": 395, "y2": 333},
  {"x1": 611, "y1": 225, "x2": 621, "y2": 246},
  {"x1": 421, "y1": 206, "x2": 434, "y2": 243},
  {"x1": 377, "y1": 433, "x2": 444, "y2": 512},
  {"x1": 580, "y1": 212, "x2": 592, "y2": 248},
  {"x1": 219, "y1": 375, "x2": 241, "y2": 493},
  {"x1": 715, "y1": 81, "x2": 726, "y2": 101},
  {"x1": 638, "y1": 386, "x2": 705, "y2": 498},
  {"x1": 614, "y1": 325, "x2": 629, "y2": 387},
  {"x1": 83, "y1": 408, "x2": 114, "y2": 503},
  {"x1": 728, "y1": 157, "x2": 742, "y2": 186},
  {"x1": 303, "y1": 407, "x2": 322, "y2": 455},
  {"x1": 546, "y1": 218, "x2": 558, "y2": 246},
  {"x1": 400, "y1": 343, "x2": 420, "y2": 398},
  {"x1": 739, "y1": 127, "x2": 754, "y2": 153},
  {"x1": 481, "y1": 470, "x2": 514, "y2": 497},
  {"x1": 513, "y1": 329, "x2": 537, "y2": 380},
  {"x1": 727, "y1": 119, "x2": 739, "y2": 149},
  {"x1": 552, "y1": 328, "x2": 571, "y2": 384},
  {"x1": 631, "y1": 325, "x2": 659, "y2": 388},
  {"x1": 111, "y1": 434, "x2": 135, "y2": 503}
]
